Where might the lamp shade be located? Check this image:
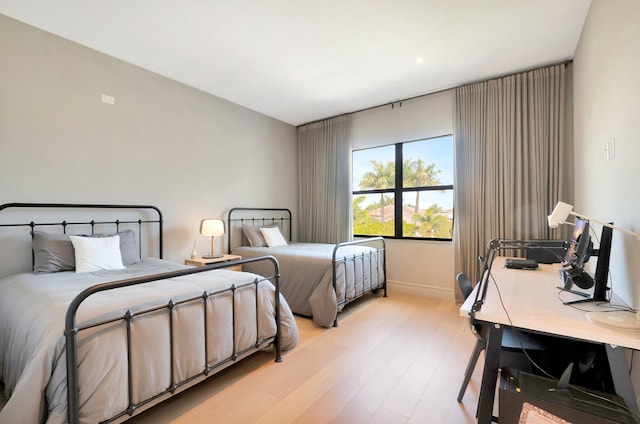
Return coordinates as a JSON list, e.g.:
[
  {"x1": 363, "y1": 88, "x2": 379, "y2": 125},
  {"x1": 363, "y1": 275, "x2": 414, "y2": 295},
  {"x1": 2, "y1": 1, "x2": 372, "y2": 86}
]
[
  {"x1": 200, "y1": 219, "x2": 225, "y2": 237},
  {"x1": 547, "y1": 201, "x2": 574, "y2": 228}
]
